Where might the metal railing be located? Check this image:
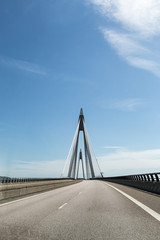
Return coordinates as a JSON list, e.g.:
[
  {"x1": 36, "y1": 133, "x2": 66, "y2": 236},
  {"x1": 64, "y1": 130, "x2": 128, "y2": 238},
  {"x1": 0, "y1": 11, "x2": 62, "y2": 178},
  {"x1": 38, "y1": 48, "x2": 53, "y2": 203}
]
[
  {"x1": 0, "y1": 177, "x2": 73, "y2": 184},
  {"x1": 93, "y1": 172, "x2": 160, "y2": 195},
  {"x1": 104, "y1": 172, "x2": 160, "y2": 182}
]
